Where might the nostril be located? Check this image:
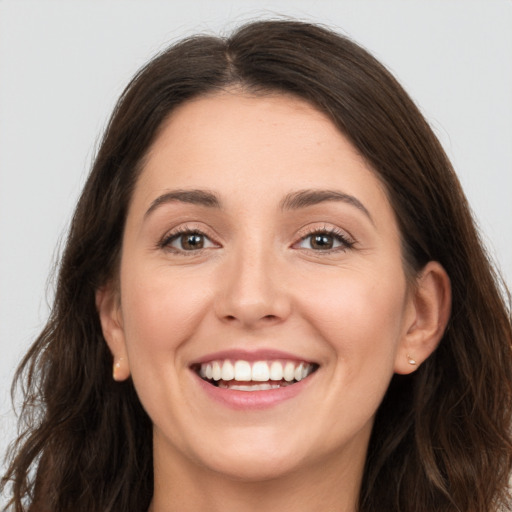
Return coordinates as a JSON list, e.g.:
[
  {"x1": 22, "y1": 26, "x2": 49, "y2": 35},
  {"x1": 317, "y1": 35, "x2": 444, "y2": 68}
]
[{"x1": 223, "y1": 314, "x2": 279, "y2": 323}]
